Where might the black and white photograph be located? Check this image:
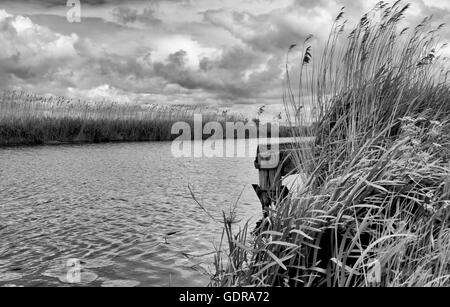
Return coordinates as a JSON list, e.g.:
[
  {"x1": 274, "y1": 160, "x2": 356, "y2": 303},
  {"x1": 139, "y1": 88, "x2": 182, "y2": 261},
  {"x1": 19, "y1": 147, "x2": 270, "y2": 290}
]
[{"x1": 0, "y1": 0, "x2": 449, "y2": 293}]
